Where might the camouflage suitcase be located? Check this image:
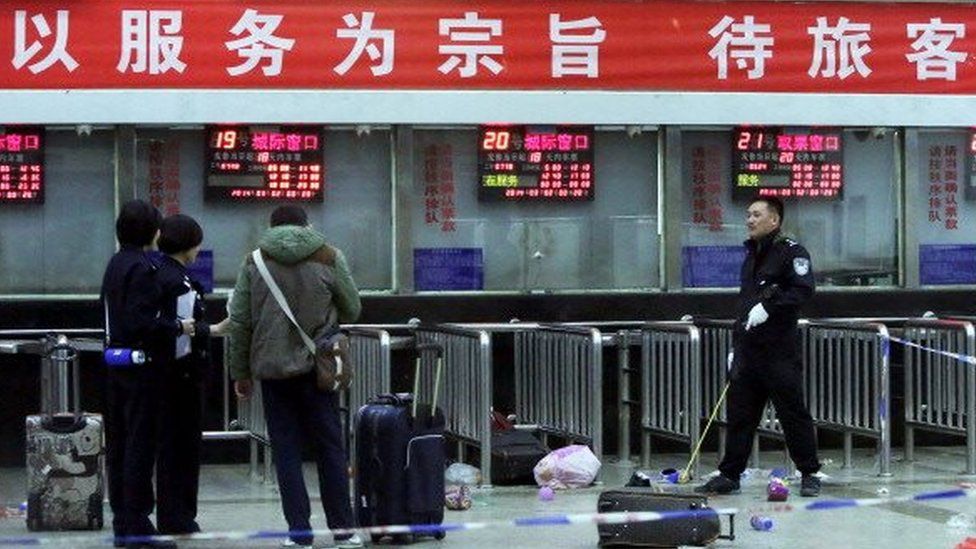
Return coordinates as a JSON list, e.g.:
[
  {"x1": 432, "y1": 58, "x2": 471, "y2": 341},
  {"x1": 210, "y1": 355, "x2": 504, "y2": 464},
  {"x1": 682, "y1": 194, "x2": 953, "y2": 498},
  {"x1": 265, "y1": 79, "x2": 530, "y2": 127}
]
[{"x1": 25, "y1": 413, "x2": 105, "y2": 531}]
